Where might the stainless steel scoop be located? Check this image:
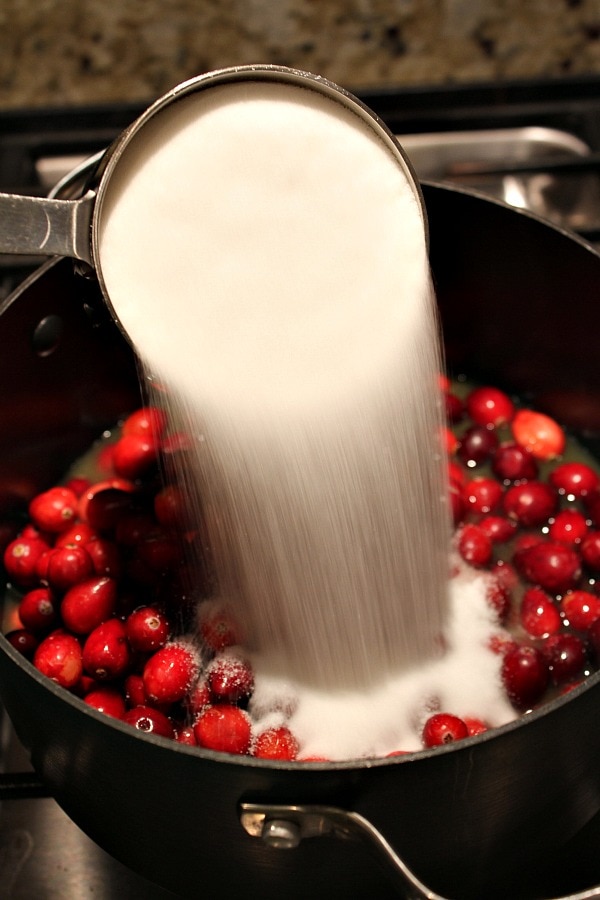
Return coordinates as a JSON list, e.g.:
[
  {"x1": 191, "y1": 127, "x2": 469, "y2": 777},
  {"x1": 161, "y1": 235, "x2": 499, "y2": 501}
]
[{"x1": 0, "y1": 64, "x2": 424, "y2": 338}]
